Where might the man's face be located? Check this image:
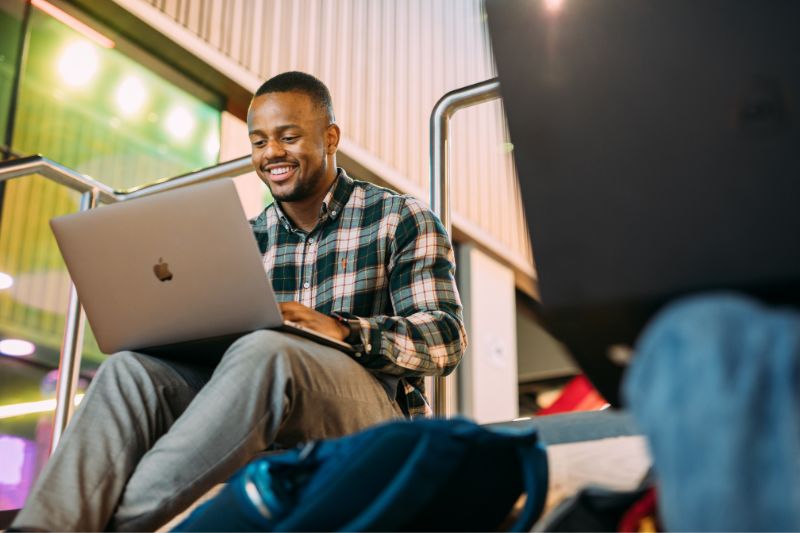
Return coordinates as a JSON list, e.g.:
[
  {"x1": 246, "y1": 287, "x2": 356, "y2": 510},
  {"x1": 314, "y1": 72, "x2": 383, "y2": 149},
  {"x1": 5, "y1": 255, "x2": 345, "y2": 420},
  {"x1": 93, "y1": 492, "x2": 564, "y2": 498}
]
[{"x1": 247, "y1": 91, "x2": 339, "y2": 203}]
